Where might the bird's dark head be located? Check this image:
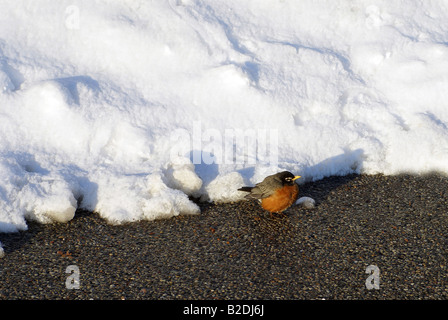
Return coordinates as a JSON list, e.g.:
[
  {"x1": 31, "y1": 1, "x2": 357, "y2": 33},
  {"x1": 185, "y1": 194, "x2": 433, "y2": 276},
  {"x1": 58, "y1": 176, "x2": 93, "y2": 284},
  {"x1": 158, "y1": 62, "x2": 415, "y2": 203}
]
[{"x1": 277, "y1": 171, "x2": 301, "y2": 186}]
